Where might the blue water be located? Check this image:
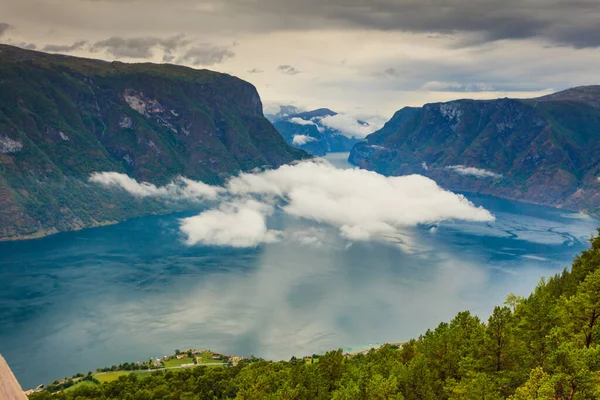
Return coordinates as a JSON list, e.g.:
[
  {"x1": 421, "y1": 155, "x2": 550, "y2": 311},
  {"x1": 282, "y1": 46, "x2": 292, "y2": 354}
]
[{"x1": 1, "y1": 154, "x2": 599, "y2": 389}]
